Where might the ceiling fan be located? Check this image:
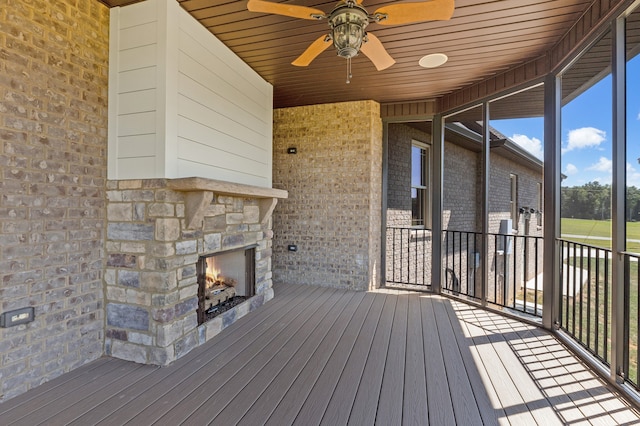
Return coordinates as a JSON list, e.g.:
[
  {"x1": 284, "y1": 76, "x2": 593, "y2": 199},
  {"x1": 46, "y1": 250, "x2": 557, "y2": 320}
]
[{"x1": 247, "y1": 0, "x2": 455, "y2": 82}]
